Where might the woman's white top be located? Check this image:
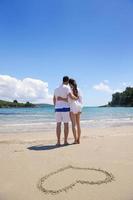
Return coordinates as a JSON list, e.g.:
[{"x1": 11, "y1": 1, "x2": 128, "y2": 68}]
[{"x1": 68, "y1": 88, "x2": 83, "y2": 114}]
